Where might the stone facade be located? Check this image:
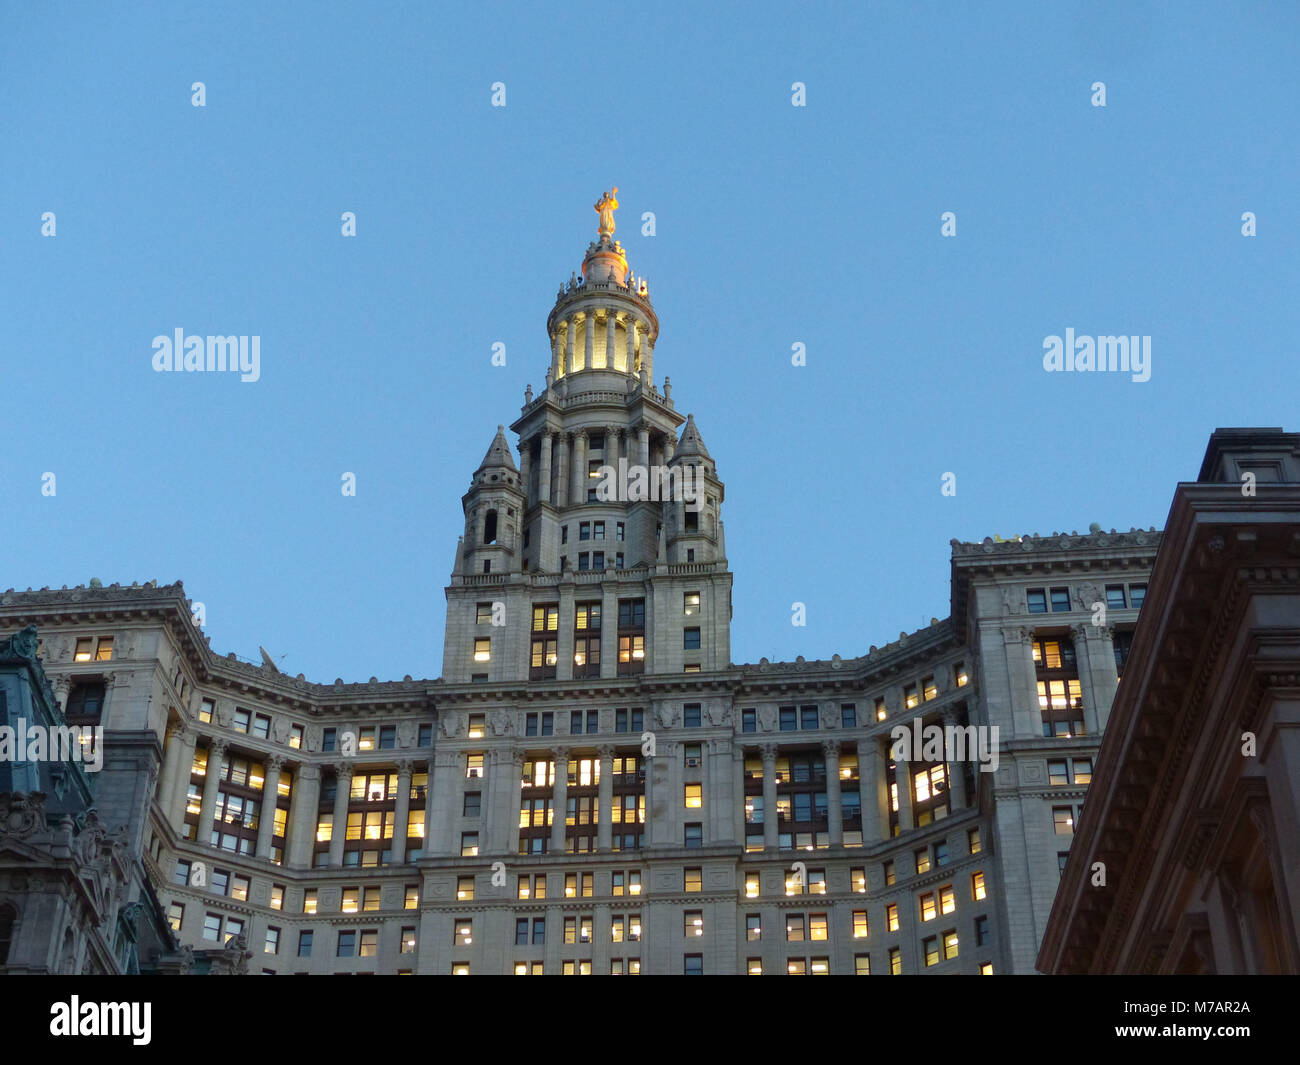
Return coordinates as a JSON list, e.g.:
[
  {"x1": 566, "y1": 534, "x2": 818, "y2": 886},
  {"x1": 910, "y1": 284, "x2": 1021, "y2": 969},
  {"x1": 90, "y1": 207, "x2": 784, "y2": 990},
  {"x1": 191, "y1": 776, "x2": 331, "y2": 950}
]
[{"x1": 0, "y1": 201, "x2": 1174, "y2": 975}]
